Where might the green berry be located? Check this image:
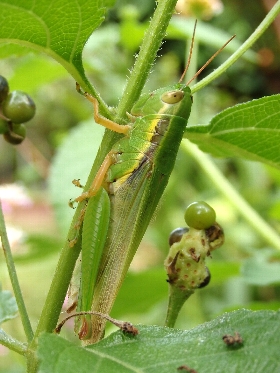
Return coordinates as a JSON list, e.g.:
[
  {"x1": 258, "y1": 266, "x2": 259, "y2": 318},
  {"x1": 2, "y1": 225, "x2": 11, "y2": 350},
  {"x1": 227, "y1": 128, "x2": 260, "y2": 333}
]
[
  {"x1": 184, "y1": 201, "x2": 216, "y2": 230},
  {"x1": 169, "y1": 227, "x2": 189, "y2": 247},
  {"x1": 197, "y1": 267, "x2": 211, "y2": 288},
  {"x1": 2, "y1": 90, "x2": 36, "y2": 124},
  {"x1": 3, "y1": 124, "x2": 26, "y2": 145},
  {"x1": 0, "y1": 75, "x2": 9, "y2": 104},
  {"x1": 0, "y1": 119, "x2": 9, "y2": 134}
]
